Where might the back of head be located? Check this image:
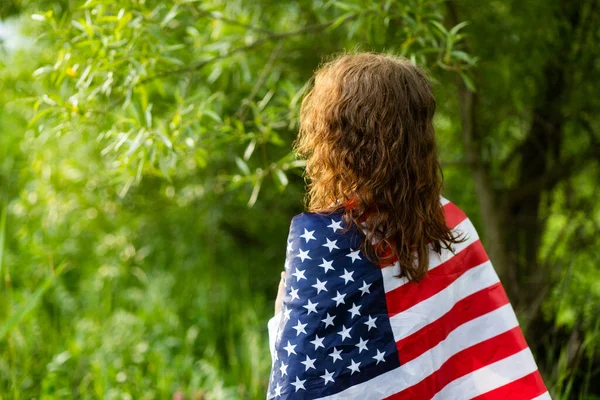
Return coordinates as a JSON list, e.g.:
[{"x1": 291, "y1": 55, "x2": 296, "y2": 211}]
[{"x1": 294, "y1": 52, "x2": 460, "y2": 281}]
